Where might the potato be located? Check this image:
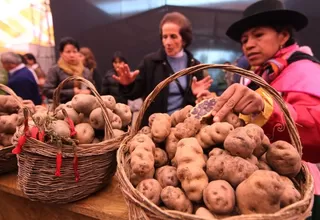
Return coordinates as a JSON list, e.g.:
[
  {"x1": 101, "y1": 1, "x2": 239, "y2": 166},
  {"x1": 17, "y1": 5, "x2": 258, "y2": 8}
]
[
  {"x1": 279, "y1": 176, "x2": 301, "y2": 208},
  {"x1": 101, "y1": 95, "x2": 116, "y2": 110},
  {"x1": 196, "y1": 122, "x2": 234, "y2": 150},
  {"x1": 129, "y1": 134, "x2": 156, "y2": 186},
  {"x1": 161, "y1": 186, "x2": 193, "y2": 213},
  {"x1": 65, "y1": 101, "x2": 72, "y2": 108},
  {"x1": 113, "y1": 103, "x2": 132, "y2": 127},
  {"x1": 174, "y1": 117, "x2": 201, "y2": 139},
  {"x1": 0, "y1": 95, "x2": 20, "y2": 114},
  {"x1": 175, "y1": 138, "x2": 208, "y2": 202},
  {"x1": 129, "y1": 134, "x2": 155, "y2": 154},
  {"x1": 56, "y1": 107, "x2": 81, "y2": 125},
  {"x1": 112, "y1": 129, "x2": 125, "y2": 138},
  {"x1": 110, "y1": 113, "x2": 122, "y2": 129},
  {"x1": 195, "y1": 207, "x2": 215, "y2": 219},
  {"x1": 32, "y1": 111, "x2": 49, "y2": 125},
  {"x1": 71, "y1": 94, "x2": 98, "y2": 115},
  {"x1": 155, "y1": 166, "x2": 179, "y2": 188},
  {"x1": 131, "y1": 167, "x2": 155, "y2": 187},
  {"x1": 236, "y1": 170, "x2": 285, "y2": 214},
  {"x1": 154, "y1": 148, "x2": 168, "y2": 168},
  {"x1": 89, "y1": 107, "x2": 105, "y2": 130},
  {"x1": 223, "y1": 112, "x2": 243, "y2": 128},
  {"x1": 246, "y1": 154, "x2": 259, "y2": 166},
  {"x1": 170, "y1": 105, "x2": 193, "y2": 127},
  {"x1": 138, "y1": 126, "x2": 152, "y2": 139},
  {"x1": 136, "y1": 179, "x2": 162, "y2": 205},
  {"x1": 224, "y1": 127, "x2": 255, "y2": 158},
  {"x1": 0, "y1": 114, "x2": 24, "y2": 134},
  {"x1": 165, "y1": 128, "x2": 179, "y2": 160},
  {"x1": 150, "y1": 113, "x2": 171, "y2": 143},
  {"x1": 0, "y1": 133, "x2": 13, "y2": 146},
  {"x1": 206, "y1": 148, "x2": 258, "y2": 188},
  {"x1": 266, "y1": 141, "x2": 301, "y2": 177},
  {"x1": 50, "y1": 120, "x2": 70, "y2": 137},
  {"x1": 203, "y1": 180, "x2": 235, "y2": 215},
  {"x1": 34, "y1": 105, "x2": 47, "y2": 113},
  {"x1": 74, "y1": 123, "x2": 95, "y2": 144},
  {"x1": 253, "y1": 134, "x2": 270, "y2": 158}
]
